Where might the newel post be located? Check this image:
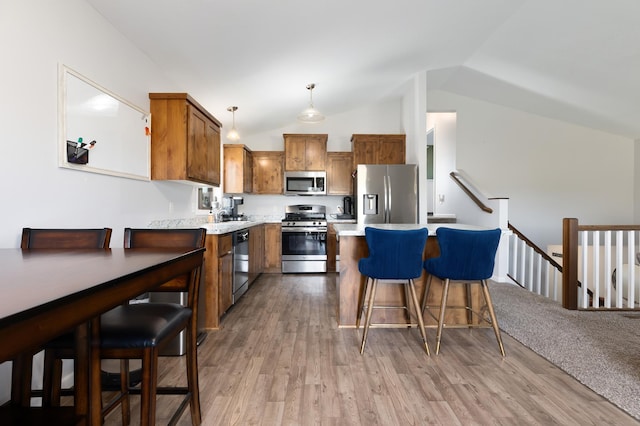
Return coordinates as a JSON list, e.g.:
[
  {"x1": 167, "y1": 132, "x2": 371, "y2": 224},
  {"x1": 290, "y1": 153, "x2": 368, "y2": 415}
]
[{"x1": 562, "y1": 218, "x2": 578, "y2": 309}]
